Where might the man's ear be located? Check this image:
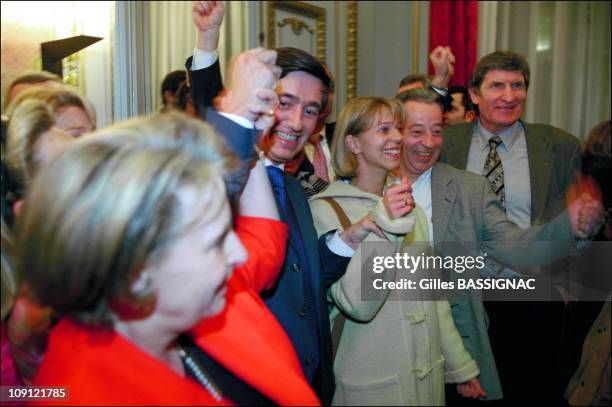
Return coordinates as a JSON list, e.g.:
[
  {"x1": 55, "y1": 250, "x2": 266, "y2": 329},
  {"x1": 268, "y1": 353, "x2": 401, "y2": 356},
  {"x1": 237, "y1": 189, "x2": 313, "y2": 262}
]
[
  {"x1": 468, "y1": 87, "x2": 479, "y2": 106},
  {"x1": 12, "y1": 199, "x2": 23, "y2": 219},
  {"x1": 345, "y1": 135, "x2": 361, "y2": 154},
  {"x1": 465, "y1": 110, "x2": 476, "y2": 122}
]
